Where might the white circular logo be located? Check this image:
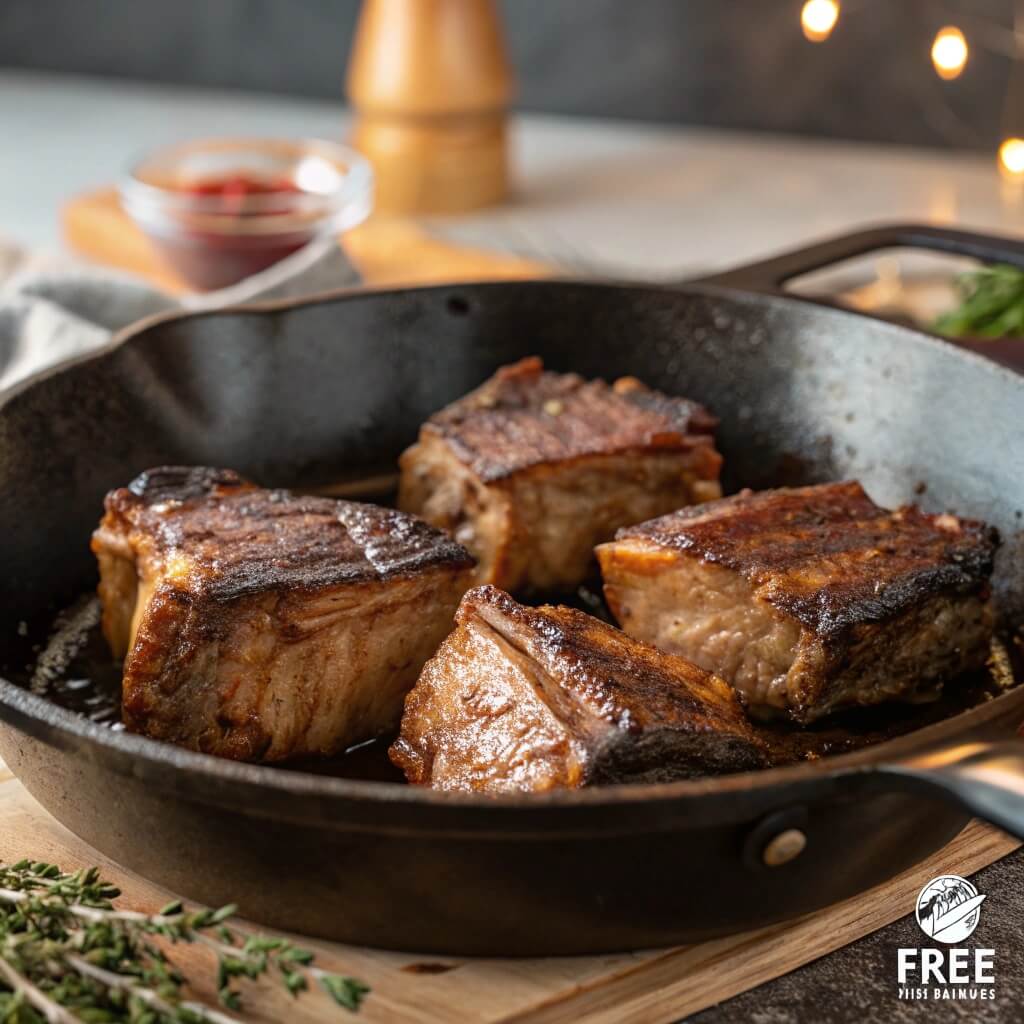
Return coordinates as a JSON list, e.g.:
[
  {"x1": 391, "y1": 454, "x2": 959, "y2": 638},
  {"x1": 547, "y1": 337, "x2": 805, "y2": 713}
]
[{"x1": 916, "y1": 875, "x2": 986, "y2": 944}]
